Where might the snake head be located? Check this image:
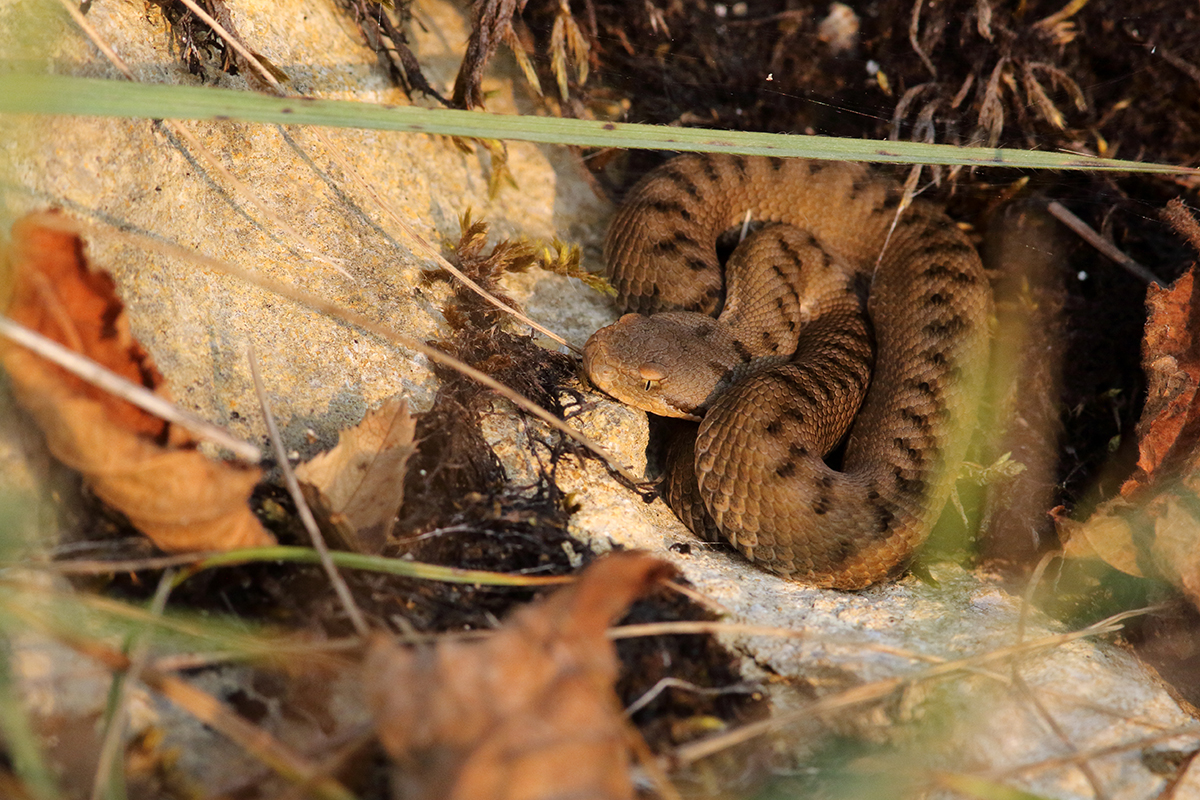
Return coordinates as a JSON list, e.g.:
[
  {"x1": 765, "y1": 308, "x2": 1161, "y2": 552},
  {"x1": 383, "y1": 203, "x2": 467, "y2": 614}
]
[{"x1": 583, "y1": 311, "x2": 744, "y2": 421}]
